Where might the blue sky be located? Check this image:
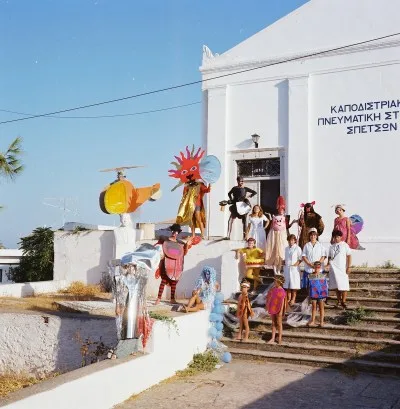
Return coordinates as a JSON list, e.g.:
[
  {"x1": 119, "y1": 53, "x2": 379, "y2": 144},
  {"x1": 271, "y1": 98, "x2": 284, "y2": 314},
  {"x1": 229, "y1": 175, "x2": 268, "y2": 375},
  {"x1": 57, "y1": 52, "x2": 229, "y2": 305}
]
[{"x1": 0, "y1": 0, "x2": 307, "y2": 247}]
